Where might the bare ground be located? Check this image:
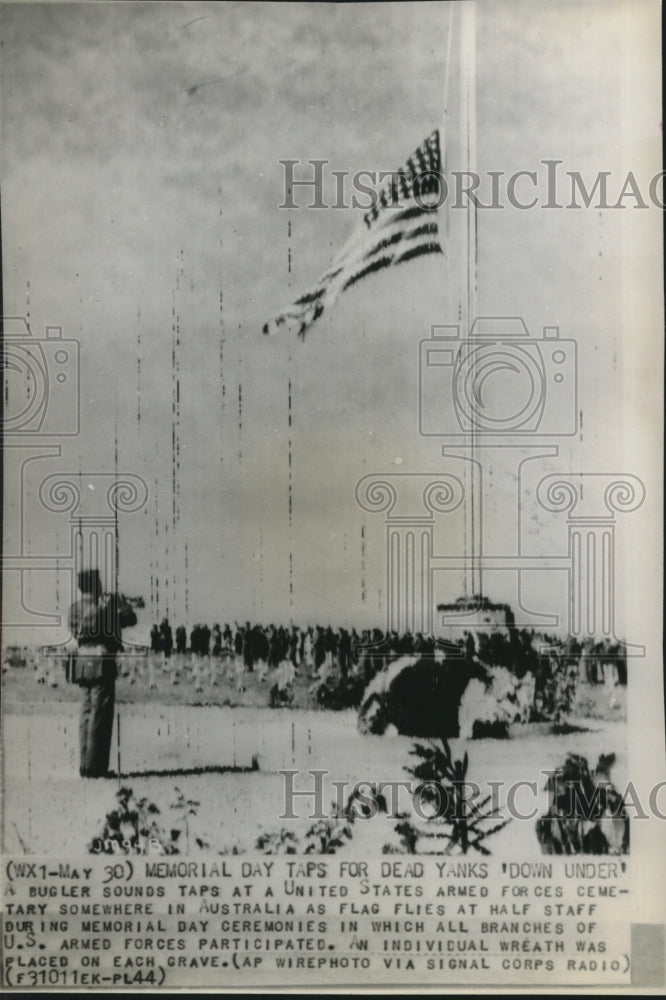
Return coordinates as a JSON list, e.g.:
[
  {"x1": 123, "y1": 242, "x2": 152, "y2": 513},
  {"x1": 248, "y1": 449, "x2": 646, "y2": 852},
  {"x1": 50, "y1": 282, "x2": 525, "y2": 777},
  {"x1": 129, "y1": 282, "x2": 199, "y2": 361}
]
[{"x1": 2, "y1": 665, "x2": 627, "y2": 858}]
